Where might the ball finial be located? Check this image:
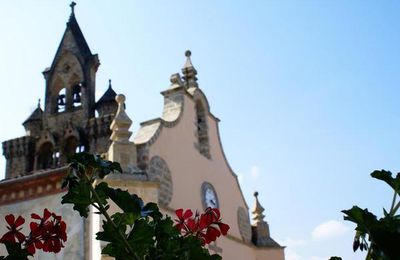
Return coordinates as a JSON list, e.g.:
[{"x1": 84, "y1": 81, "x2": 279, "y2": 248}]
[
  {"x1": 254, "y1": 191, "x2": 259, "y2": 197},
  {"x1": 185, "y1": 50, "x2": 191, "y2": 57},
  {"x1": 115, "y1": 94, "x2": 126, "y2": 104}
]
